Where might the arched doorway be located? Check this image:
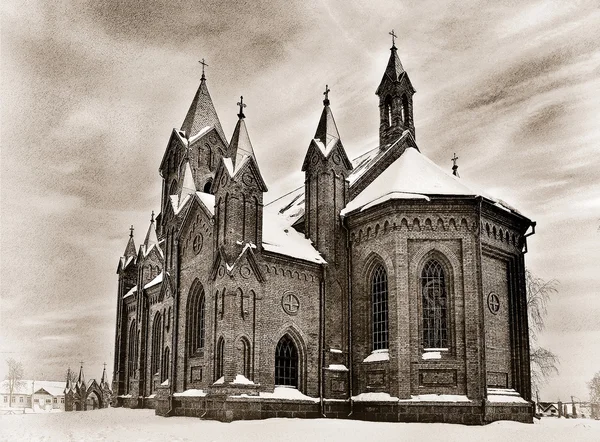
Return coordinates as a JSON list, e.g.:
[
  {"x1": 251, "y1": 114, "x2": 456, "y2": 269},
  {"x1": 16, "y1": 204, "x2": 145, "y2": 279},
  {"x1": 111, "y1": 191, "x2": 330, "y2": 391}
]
[
  {"x1": 86, "y1": 391, "x2": 101, "y2": 410},
  {"x1": 275, "y1": 335, "x2": 298, "y2": 388}
]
